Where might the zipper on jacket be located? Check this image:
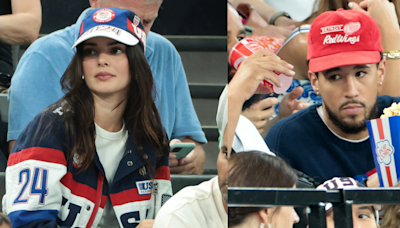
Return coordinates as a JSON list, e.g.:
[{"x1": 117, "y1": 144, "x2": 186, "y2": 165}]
[{"x1": 86, "y1": 172, "x2": 104, "y2": 227}]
